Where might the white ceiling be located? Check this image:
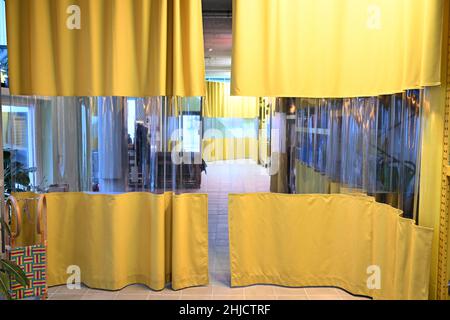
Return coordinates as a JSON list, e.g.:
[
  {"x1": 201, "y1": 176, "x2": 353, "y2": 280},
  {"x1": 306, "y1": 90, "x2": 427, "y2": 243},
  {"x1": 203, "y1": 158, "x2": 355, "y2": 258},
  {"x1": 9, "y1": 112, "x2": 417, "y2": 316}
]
[{"x1": 202, "y1": 0, "x2": 232, "y2": 79}]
